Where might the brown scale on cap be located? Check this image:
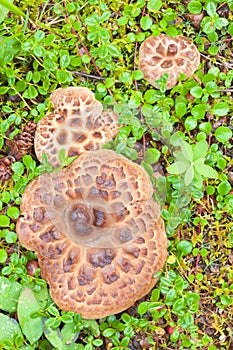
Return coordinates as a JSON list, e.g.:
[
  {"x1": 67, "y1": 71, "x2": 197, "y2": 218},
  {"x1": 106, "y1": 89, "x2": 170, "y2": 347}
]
[
  {"x1": 139, "y1": 34, "x2": 200, "y2": 89},
  {"x1": 16, "y1": 149, "x2": 167, "y2": 319},
  {"x1": 34, "y1": 87, "x2": 119, "y2": 167}
]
